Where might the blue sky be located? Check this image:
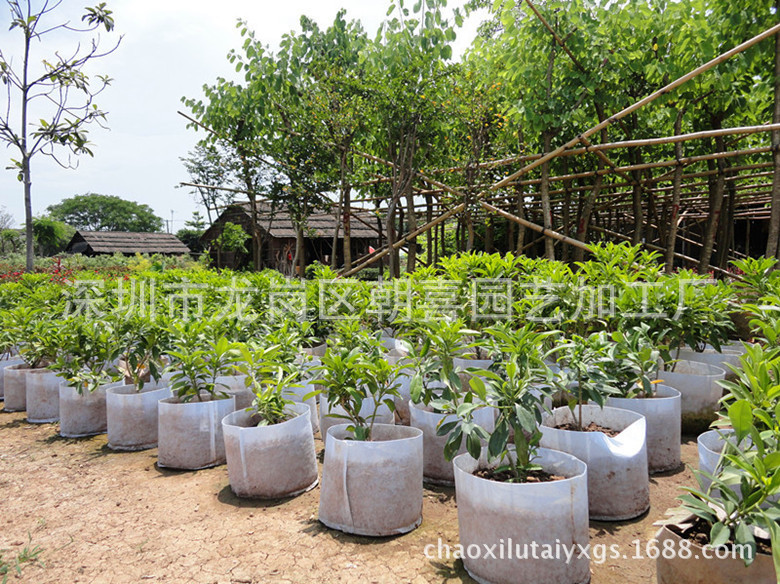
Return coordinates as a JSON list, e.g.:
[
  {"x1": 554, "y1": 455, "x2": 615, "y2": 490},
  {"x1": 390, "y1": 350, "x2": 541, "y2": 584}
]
[{"x1": 0, "y1": 0, "x2": 482, "y2": 232}]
